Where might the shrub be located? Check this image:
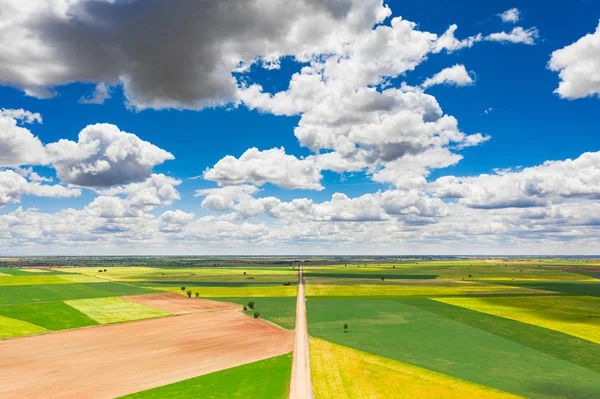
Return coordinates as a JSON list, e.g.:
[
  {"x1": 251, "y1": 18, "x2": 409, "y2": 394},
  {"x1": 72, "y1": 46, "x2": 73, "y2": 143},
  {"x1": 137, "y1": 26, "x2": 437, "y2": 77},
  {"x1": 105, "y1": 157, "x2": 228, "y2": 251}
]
[
  {"x1": 247, "y1": 301, "x2": 255, "y2": 309},
  {"x1": 343, "y1": 323, "x2": 349, "y2": 332},
  {"x1": 253, "y1": 311, "x2": 260, "y2": 319},
  {"x1": 104, "y1": 269, "x2": 107, "y2": 272},
  {"x1": 98, "y1": 269, "x2": 103, "y2": 272},
  {"x1": 381, "y1": 277, "x2": 385, "y2": 281},
  {"x1": 243, "y1": 305, "x2": 247, "y2": 311},
  {"x1": 181, "y1": 286, "x2": 186, "y2": 291},
  {"x1": 243, "y1": 272, "x2": 246, "y2": 275},
  {"x1": 283, "y1": 281, "x2": 291, "y2": 286},
  {"x1": 195, "y1": 292, "x2": 199, "y2": 298},
  {"x1": 186, "y1": 290, "x2": 192, "y2": 298}
]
